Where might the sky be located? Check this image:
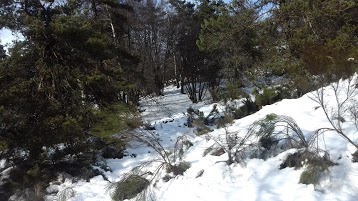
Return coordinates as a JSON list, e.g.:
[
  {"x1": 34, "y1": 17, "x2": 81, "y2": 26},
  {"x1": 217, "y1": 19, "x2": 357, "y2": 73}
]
[
  {"x1": 0, "y1": 28, "x2": 15, "y2": 45},
  {"x1": 0, "y1": 28, "x2": 24, "y2": 53}
]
